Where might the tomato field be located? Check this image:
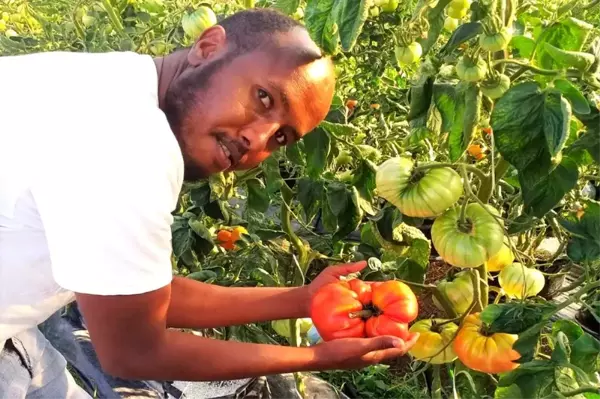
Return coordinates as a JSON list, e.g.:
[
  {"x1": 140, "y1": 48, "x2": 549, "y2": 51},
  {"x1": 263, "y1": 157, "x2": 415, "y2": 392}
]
[{"x1": 2, "y1": 0, "x2": 600, "y2": 397}]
